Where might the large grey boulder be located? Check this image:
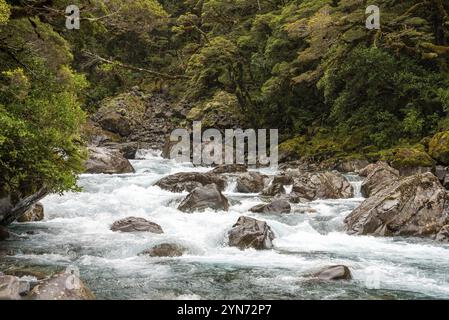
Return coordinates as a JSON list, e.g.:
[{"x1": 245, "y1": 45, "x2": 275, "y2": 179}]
[
  {"x1": 250, "y1": 199, "x2": 291, "y2": 214},
  {"x1": 286, "y1": 170, "x2": 354, "y2": 202},
  {"x1": 155, "y1": 172, "x2": 226, "y2": 193},
  {"x1": 29, "y1": 272, "x2": 95, "y2": 300},
  {"x1": 345, "y1": 173, "x2": 449, "y2": 239},
  {"x1": 111, "y1": 217, "x2": 163, "y2": 234},
  {"x1": 178, "y1": 184, "x2": 229, "y2": 213},
  {"x1": 236, "y1": 172, "x2": 267, "y2": 193},
  {"x1": 359, "y1": 162, "x2": 399, "y2": 197},
  {"x1": 84, "y1": 147, "x2": 135, "y2": 174},
  {"x1": 228, "y1": 216, "x2": 275, "y2": 250}
]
